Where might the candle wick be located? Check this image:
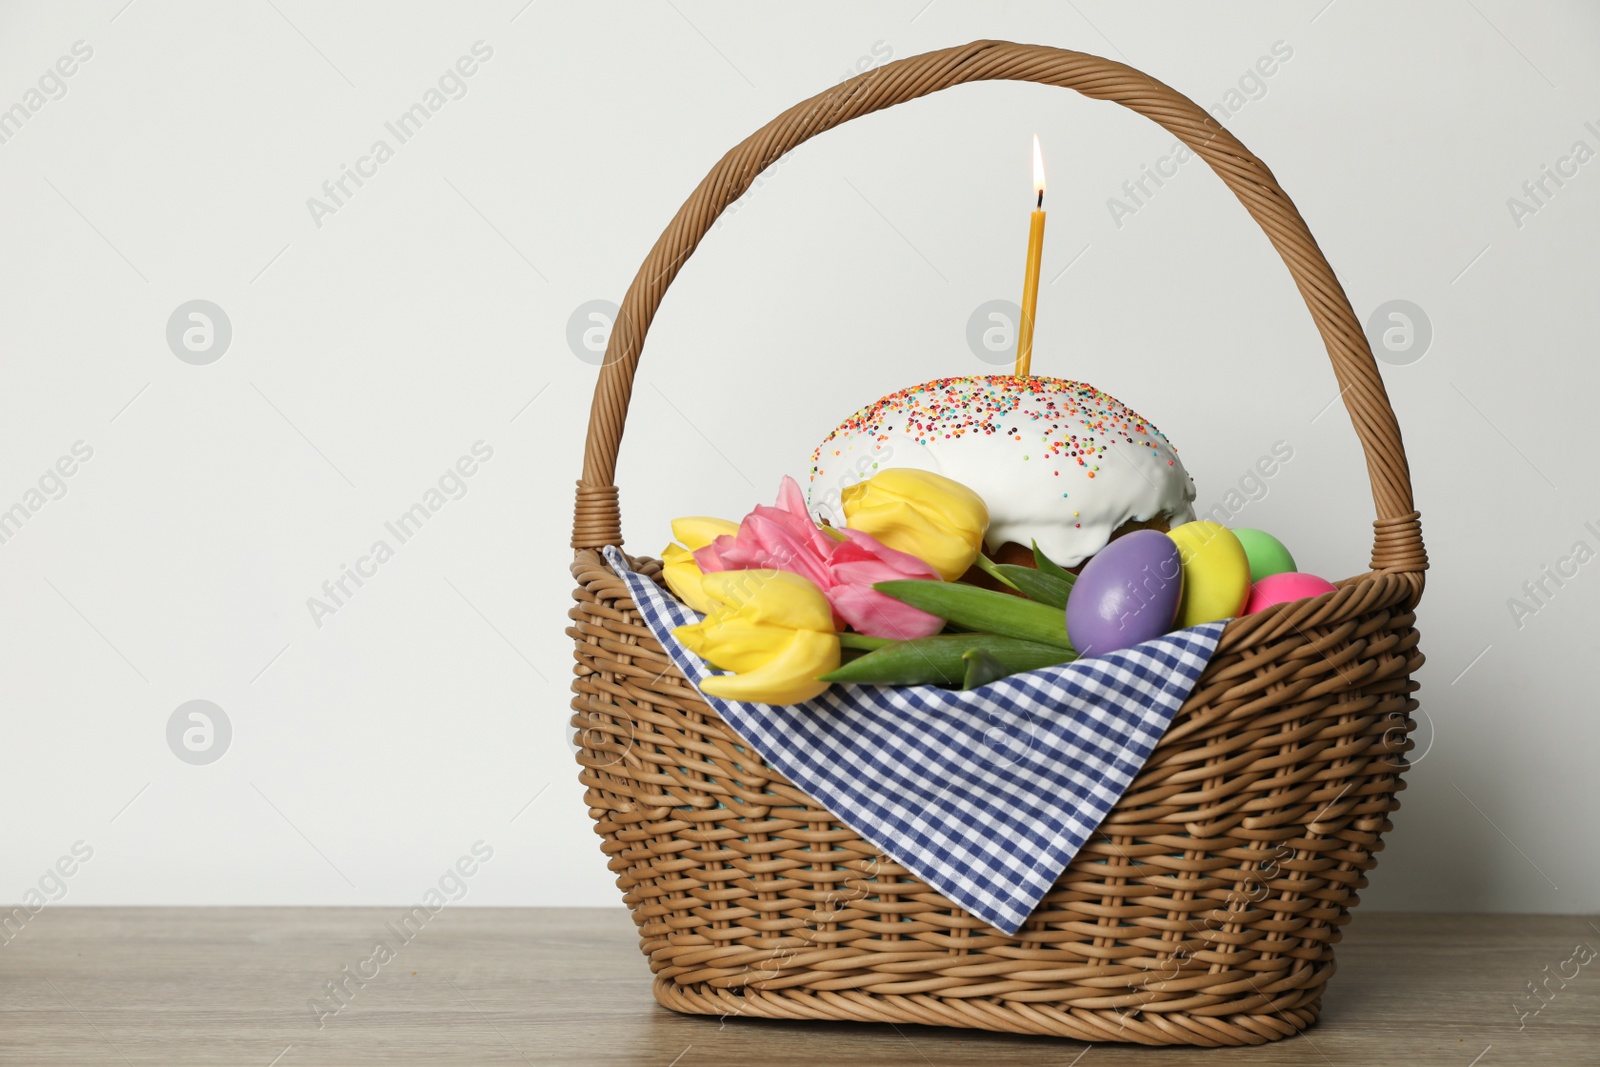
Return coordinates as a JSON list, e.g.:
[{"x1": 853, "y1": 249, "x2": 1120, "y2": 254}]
[{"x1": 1036, "y1": 189, "x2": 1044, "y2": 210}]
